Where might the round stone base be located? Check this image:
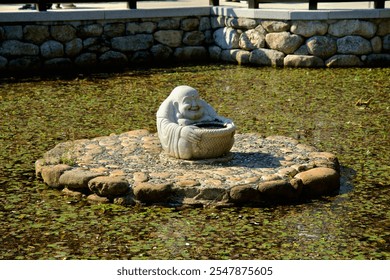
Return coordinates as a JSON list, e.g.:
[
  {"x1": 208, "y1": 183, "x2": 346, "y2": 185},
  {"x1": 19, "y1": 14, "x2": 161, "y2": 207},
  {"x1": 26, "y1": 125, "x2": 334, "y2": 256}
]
[{"x1": 35, "y1": 129, "x2": 340, "y2": 207}]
